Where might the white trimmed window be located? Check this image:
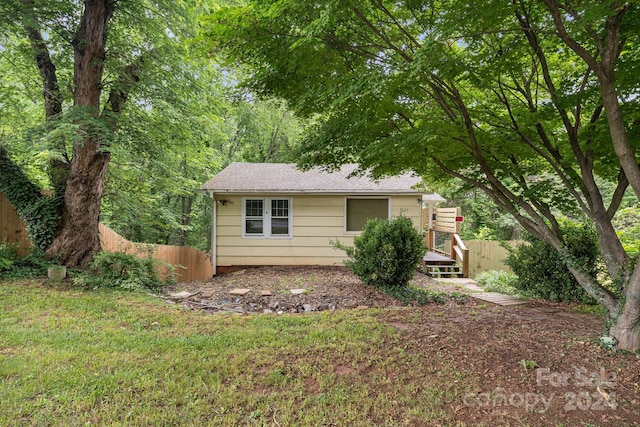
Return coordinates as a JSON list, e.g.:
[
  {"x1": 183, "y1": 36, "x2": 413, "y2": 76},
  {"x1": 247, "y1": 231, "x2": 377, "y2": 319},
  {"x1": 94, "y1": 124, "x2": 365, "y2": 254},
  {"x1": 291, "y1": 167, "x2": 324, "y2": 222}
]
[
  {"x1": 243, "y1": 198, "x2": 292, "y2": 238},
  {"x1": 345, "y1": 197, "x2": 390, "y2": 232}
]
